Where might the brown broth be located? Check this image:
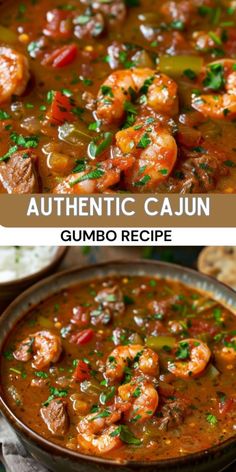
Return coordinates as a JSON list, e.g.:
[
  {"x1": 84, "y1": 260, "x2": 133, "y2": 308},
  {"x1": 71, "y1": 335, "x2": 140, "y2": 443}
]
[
  {"x1": 1, "y1": 275, "x2": 236, "y2": 461},
  {"x1": 0, "y1": 0, "x2": 236, "y2": 193}
]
